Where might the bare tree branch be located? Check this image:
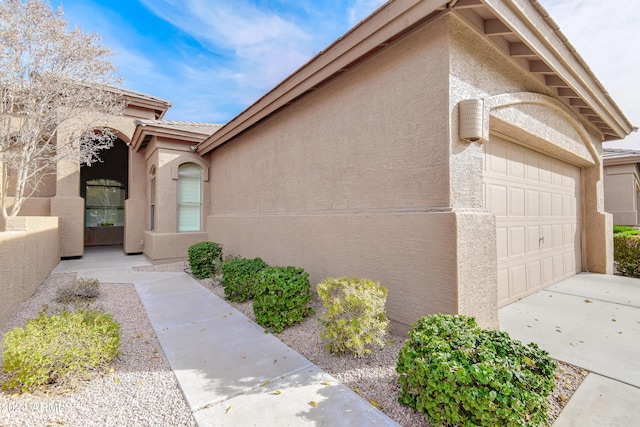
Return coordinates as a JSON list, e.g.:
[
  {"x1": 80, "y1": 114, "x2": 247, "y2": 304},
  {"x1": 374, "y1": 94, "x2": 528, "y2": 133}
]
[{"x1": 0, "y1": 0, "x2": 126, "y2": 224}]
